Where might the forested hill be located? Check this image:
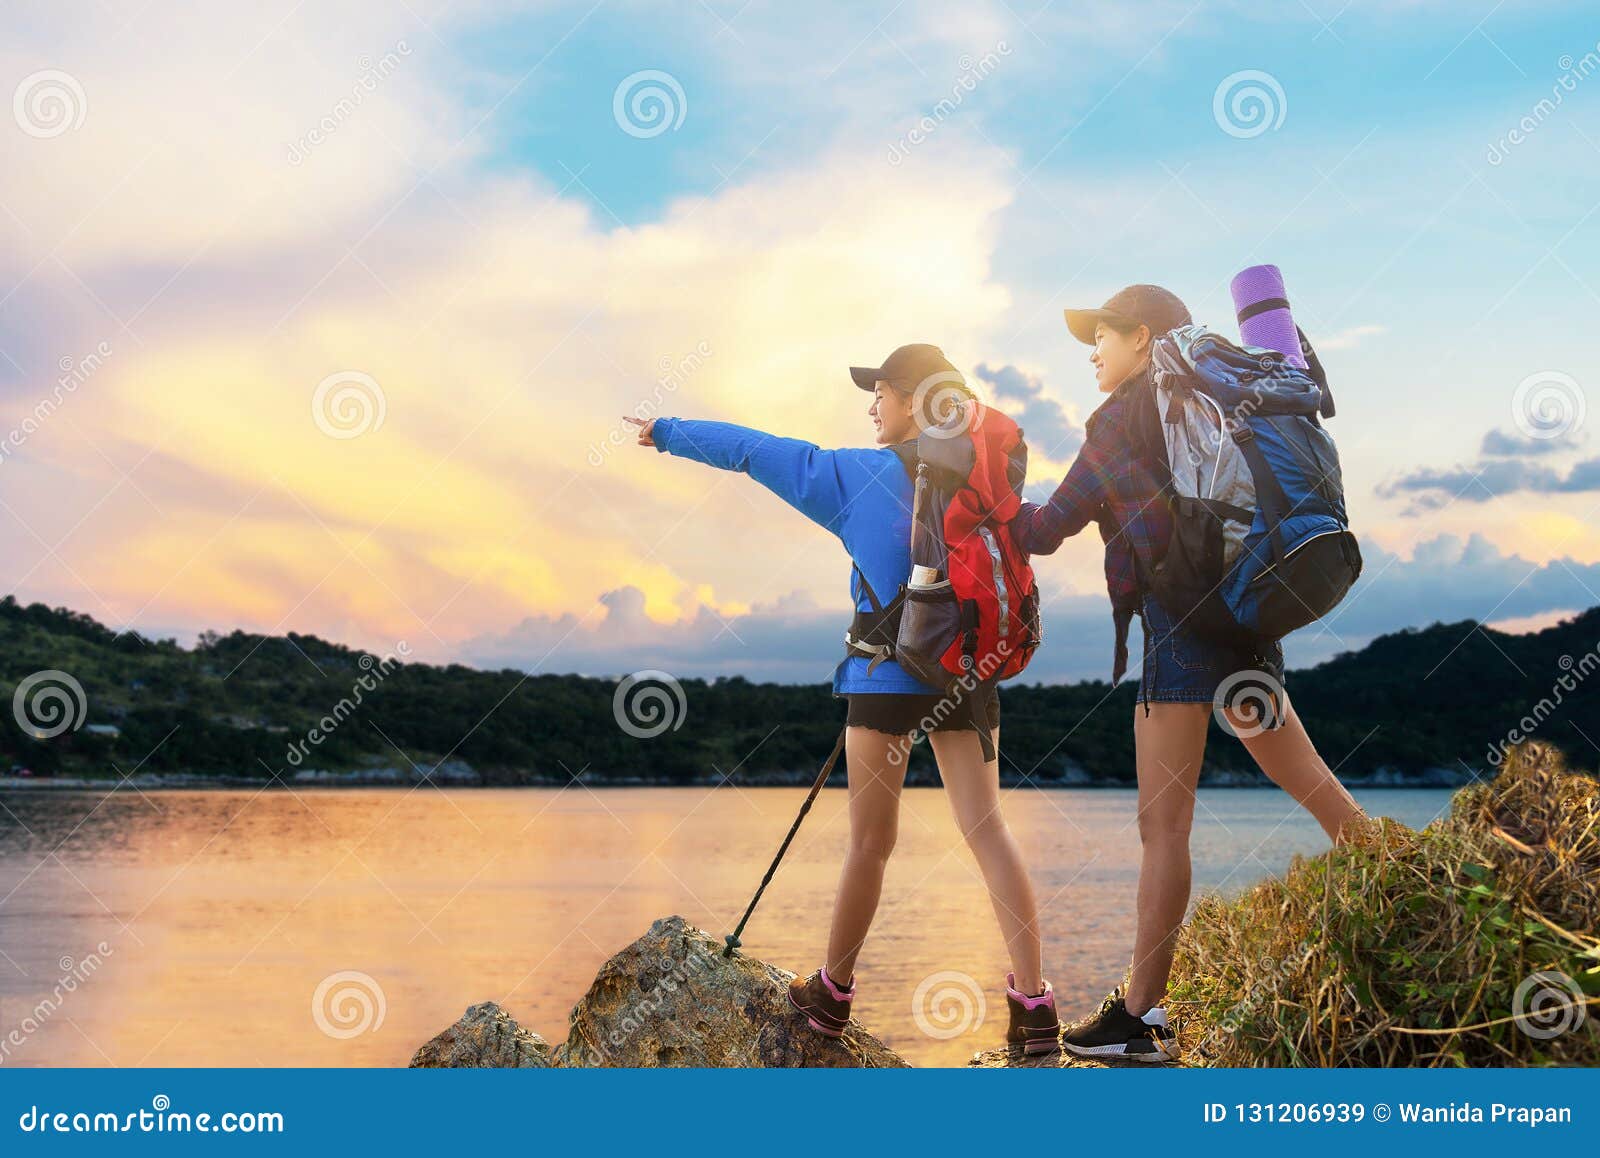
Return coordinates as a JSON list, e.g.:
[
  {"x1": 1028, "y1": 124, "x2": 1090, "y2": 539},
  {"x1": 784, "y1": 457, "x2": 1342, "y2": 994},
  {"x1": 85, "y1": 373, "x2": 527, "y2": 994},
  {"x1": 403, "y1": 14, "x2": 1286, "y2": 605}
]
[{"x1": 1, "y1": 595, "x2": 1594, "y2": 787}]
